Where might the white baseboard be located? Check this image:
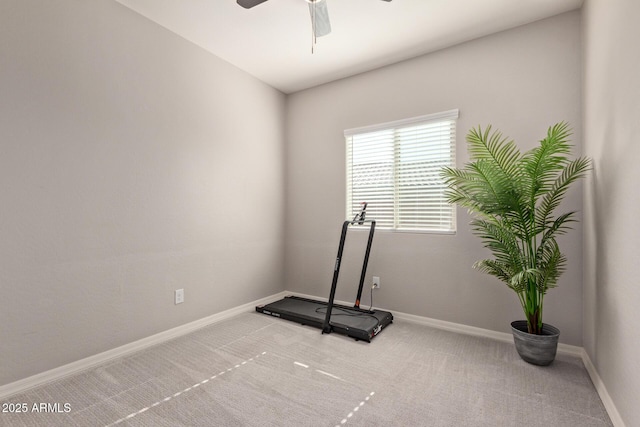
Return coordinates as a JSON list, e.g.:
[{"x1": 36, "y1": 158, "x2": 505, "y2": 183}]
[
  {"x1": 0, "y1": 291, "x2": 288, "y2": 400},
  {"x1": 581, "y1": 350, "x2": 626, "y2": 427},
  {"x1": 288, "y1": 291, "x2": 583, "y2": 357},
  {"x1": 392, "y1": 309, "x2": 584, "y2": 357}
]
